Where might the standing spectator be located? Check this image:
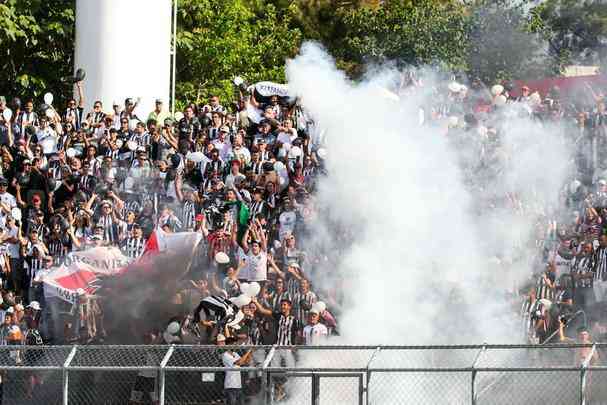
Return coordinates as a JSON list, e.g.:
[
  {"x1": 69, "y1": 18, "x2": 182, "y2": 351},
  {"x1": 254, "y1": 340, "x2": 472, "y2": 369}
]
[{"x1": 219, "y1": 335, "x2": 253, "y2": 405}]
